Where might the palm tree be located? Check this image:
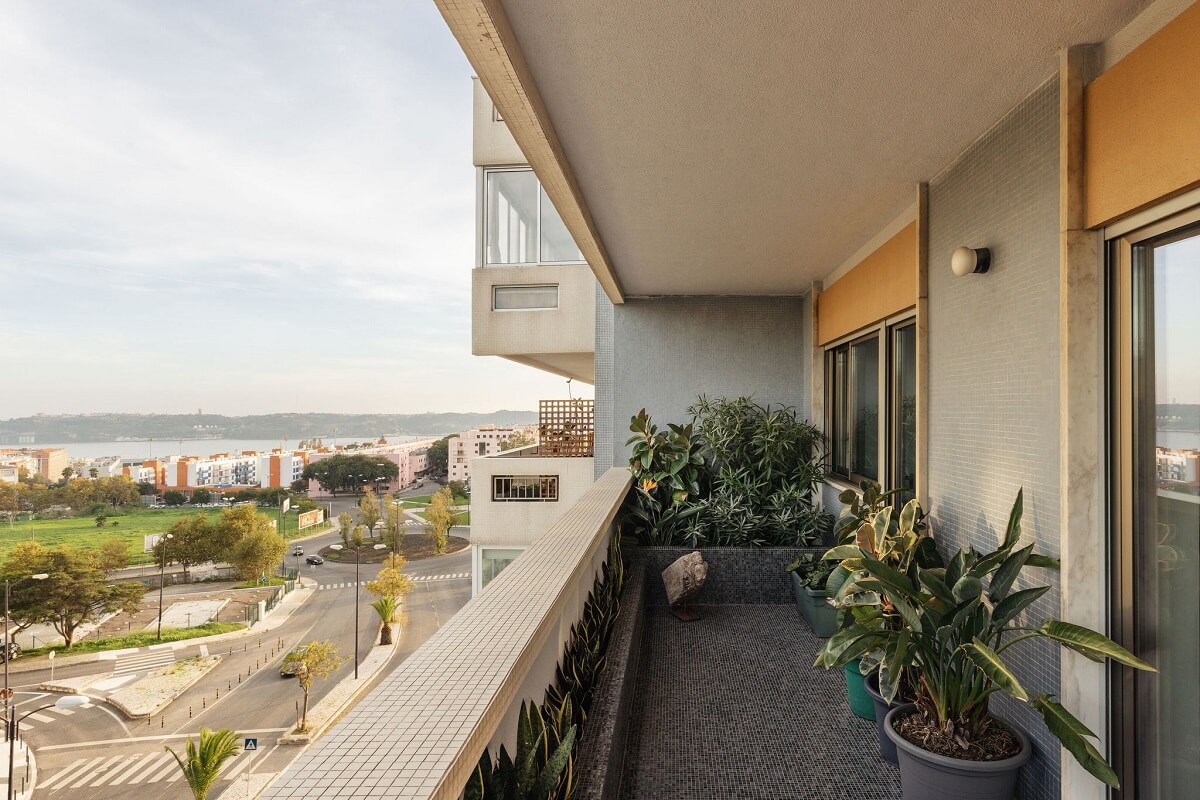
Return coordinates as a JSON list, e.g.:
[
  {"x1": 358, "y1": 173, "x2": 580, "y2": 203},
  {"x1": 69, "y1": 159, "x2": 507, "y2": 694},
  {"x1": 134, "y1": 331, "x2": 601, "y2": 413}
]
[
  {"x1": 371, "y1": 596, "x2": 398, "y2": 644},
  {"x1": 165, "y1": 727, "x2": 240, "y2": 800}
]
